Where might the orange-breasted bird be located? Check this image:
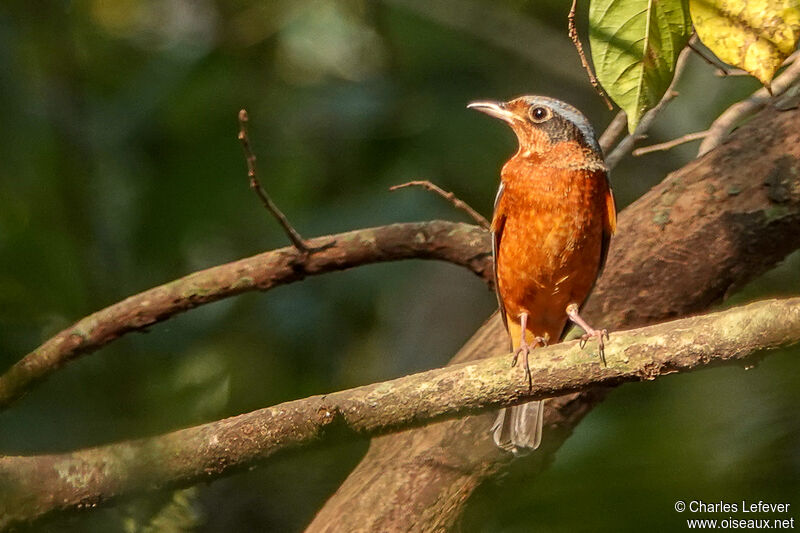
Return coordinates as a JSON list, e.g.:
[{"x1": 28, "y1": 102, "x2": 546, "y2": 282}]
[{"x1": 468, "y1": 96, "x2": 616, "y2": 453}]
